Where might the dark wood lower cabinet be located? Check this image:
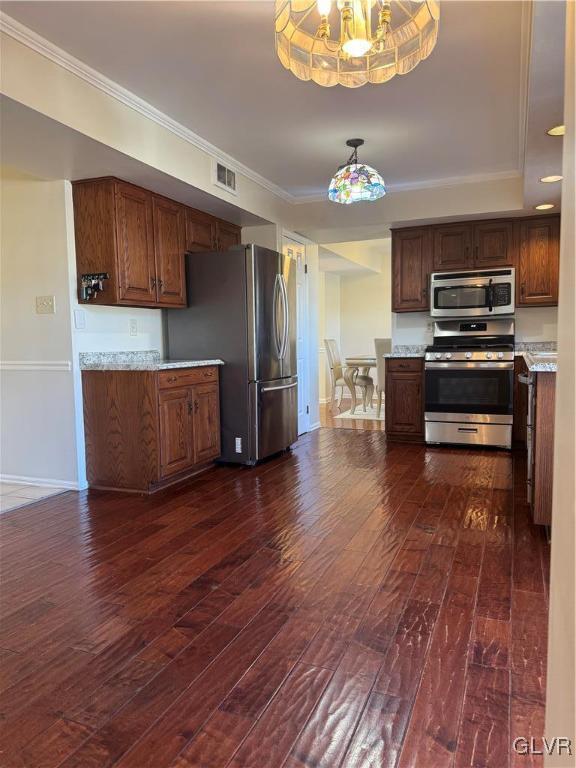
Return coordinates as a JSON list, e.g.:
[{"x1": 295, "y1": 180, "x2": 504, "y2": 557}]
[
  {"x1": 192, "y1": 383, "x2": 221, "y2": 464},
  {"x1": 531, "y1": 372, "x2": 556, "y2": 526},
  {"x1": 82, "y1": 366, "x2": 221, "y2": 492},
  {"x1": 385, "y1": 358, "x2": 425, "y2": 442},
  {"x1": 158, "y1": 387, "x2": 194, "y2": 479}
]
